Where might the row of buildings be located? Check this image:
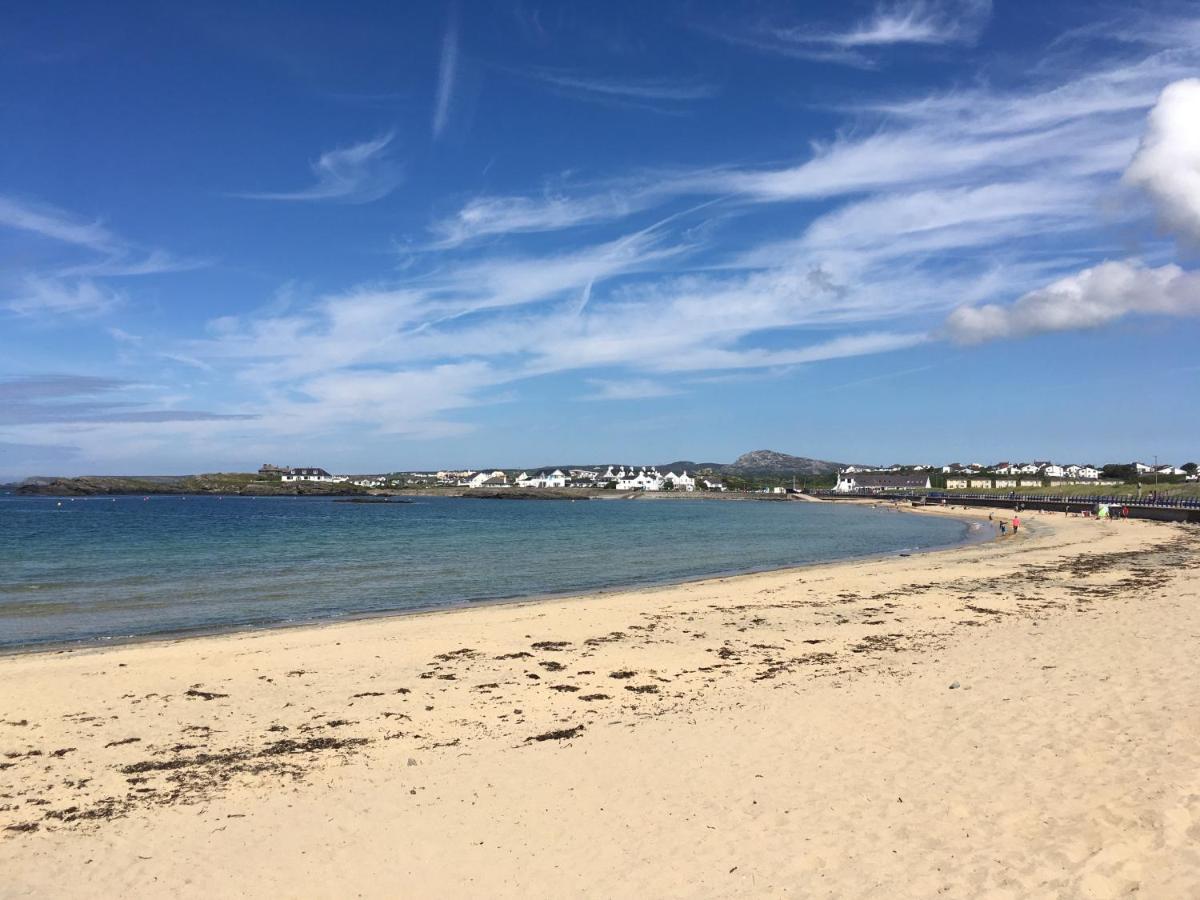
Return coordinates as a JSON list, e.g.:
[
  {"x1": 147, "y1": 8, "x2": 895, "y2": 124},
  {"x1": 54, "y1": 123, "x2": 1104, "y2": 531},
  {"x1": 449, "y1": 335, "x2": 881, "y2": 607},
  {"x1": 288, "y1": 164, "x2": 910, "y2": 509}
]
[
  {"x1": 259, "y1": 465, "x2": 386, "y2": 488},
  {"x1": 438, "y1": 466, "x2": 714, "y2": 492},
  {"x1": 261, "y1": 464, "x2": 717, "y2": 492}
]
